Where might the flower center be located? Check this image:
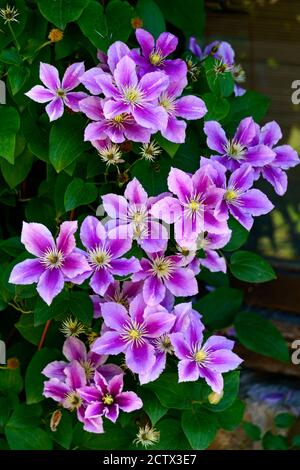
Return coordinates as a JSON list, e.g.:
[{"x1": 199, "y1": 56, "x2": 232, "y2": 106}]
[
  {"x1": 155, "y1": 334, "x2": 173, "y2": 354},
  {"x1": 128, "y1": 204, "x2": 148, "y2": 225},
  {"x1": 151, "y1": 256, "x2": 174, "y2": 280},
  {"x1": 89, "y1": 246, "x2": 112, "y2": 270},
  {"x1": 80, "y1": 360, "x2": 95, "y2": 381},
  {"x1": 159, "y1": 93, "x2": 174, "y2": 112},
  {"x1": 149, "y1": 51, "x2": 163, "y2": 66},
  {"x1": 121, "y1": 320, "x2": 147, "y2": 345},
  {"x1": 56, "y1": 88, "x2": 66, "y2": 98},
  {"x1": 124, "y1": 87, "x2": 141, "y2": 104},
  {"x1": 64, "y1": 391, "x2": 82, "y2": 410},
  {"x1": 102, "y1": 393, "x2": 114, "y2": 405},
  {"x1": 224, "y1": 140, "x2": 246, "y2": 160},
  {"x1": 181, "y1": 247, "x2": 190, "y2": 257},
  {"x1": 232, "y1": 64, "x2": 246, "y2": 84},
  {"x1": 194, "y1": 349, "x2": 207, "y2": 363},
  {"x1": 114, "y1": 114, "x2": 125, "y2": 123},
  {"x1": 224, "y1": 189, "x2": 237, "y2": 201},
  {"x1": 41, "y1": 247, "x2": 64, "y2": 270},
  {"x1": 188, "y1": 199, "x2": 200, "y2": 212}
]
